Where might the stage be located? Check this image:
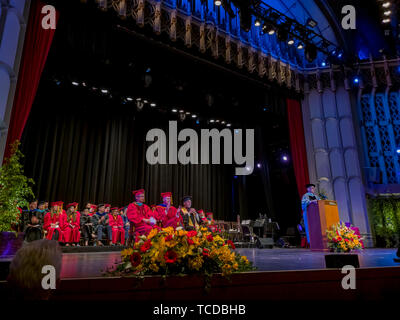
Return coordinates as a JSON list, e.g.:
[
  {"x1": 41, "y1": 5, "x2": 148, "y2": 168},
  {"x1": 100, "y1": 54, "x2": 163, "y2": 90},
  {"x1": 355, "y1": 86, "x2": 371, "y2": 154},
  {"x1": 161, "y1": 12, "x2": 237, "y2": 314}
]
[
  {"x1": 57, "y1": 248, "x2": 400, "y2": 278},
  {"x1": 1, "y1": 247, "x2": 400, "y2": 301}
]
